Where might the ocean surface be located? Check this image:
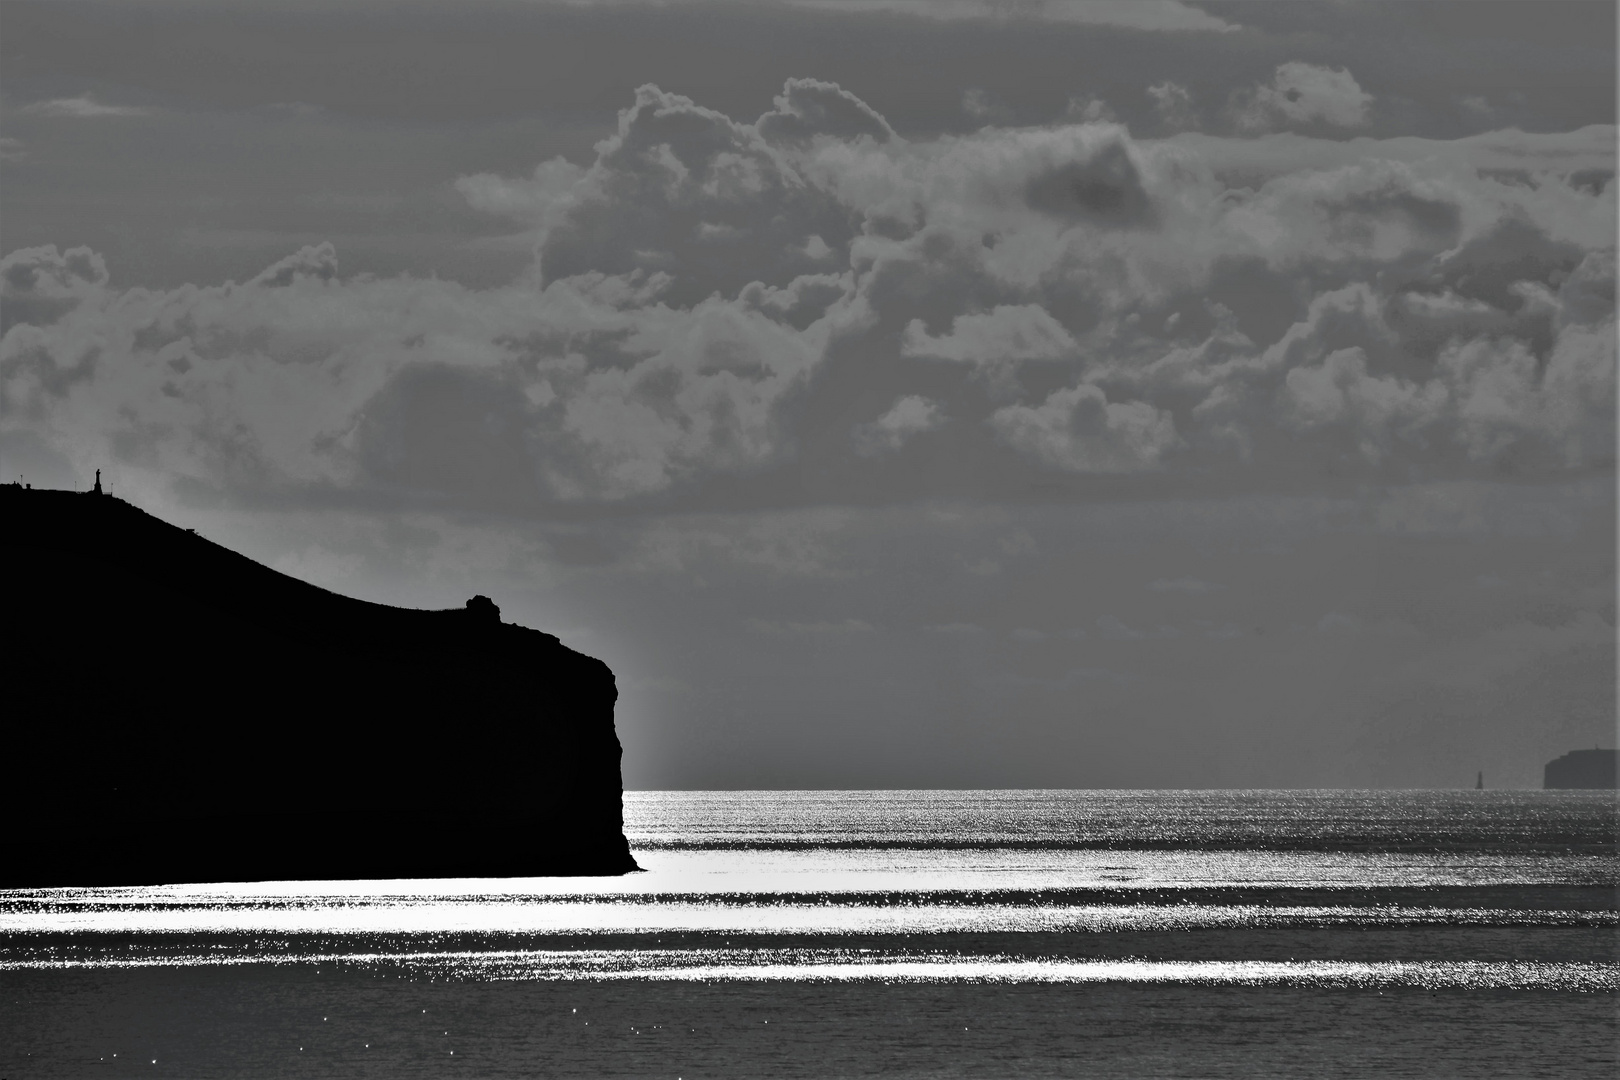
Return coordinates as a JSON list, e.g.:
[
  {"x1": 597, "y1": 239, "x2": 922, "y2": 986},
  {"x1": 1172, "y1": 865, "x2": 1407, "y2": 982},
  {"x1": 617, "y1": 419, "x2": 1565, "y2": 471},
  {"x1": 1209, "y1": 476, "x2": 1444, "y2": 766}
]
[{"x1": 2, "y1": 790, "x2": 1616, "y2": 1078}]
